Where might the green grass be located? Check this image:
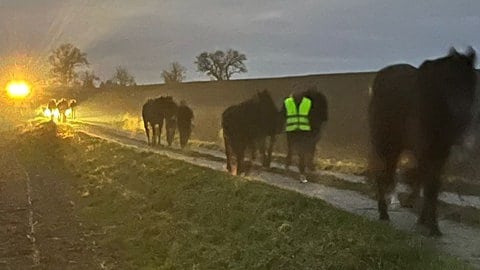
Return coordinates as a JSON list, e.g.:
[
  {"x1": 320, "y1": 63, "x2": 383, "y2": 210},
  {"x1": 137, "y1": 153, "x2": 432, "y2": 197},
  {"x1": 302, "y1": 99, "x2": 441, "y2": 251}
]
[{"x1": 15, "y1": 123, "x2": 472, "y2": 269}]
